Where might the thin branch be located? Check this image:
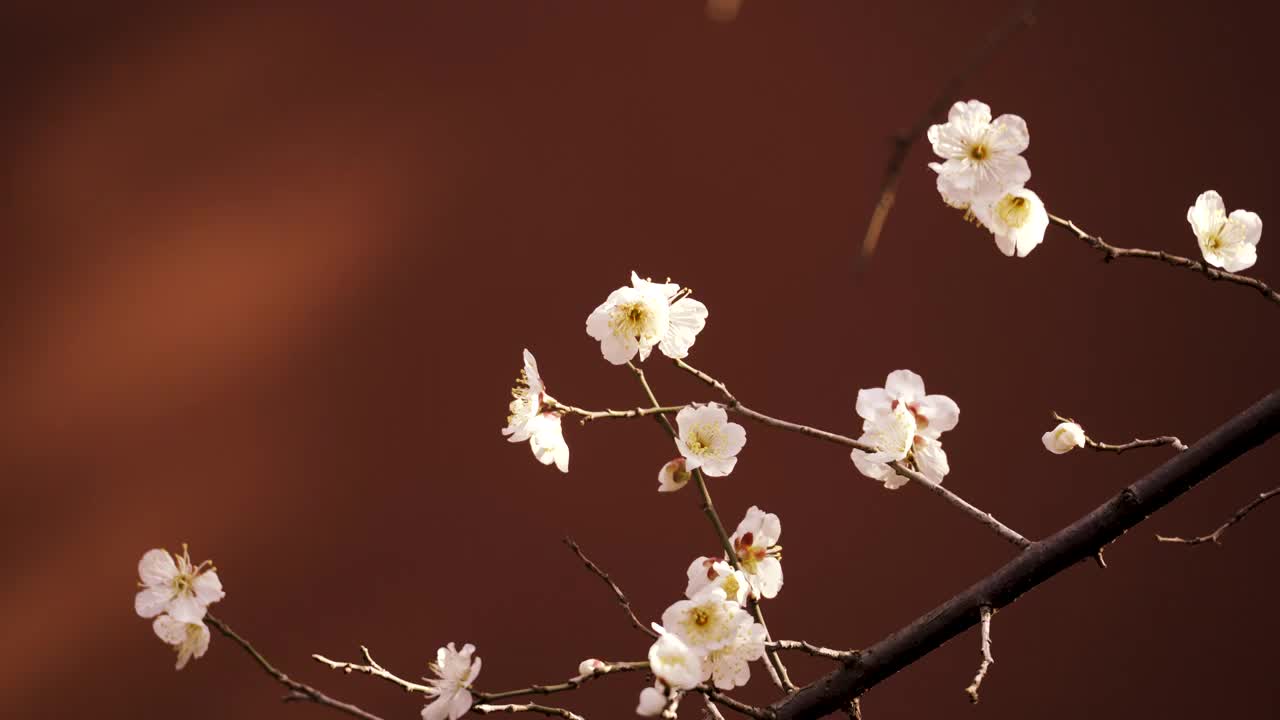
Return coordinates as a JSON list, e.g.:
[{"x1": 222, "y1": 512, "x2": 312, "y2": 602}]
[
  {"x1": 767, "y1": 641, "x2": 857, "y2": 661},
  {"x1": 770, "y1": 389, "x2": 1280, "y2": 720},
  {"x1": 964, "y1": 607, "x2": 994, "y2": 703},
  {"x1": 846, "y1": 698, "x2": 862, "y2": 720},
  {"x1": 697, "y1": 687, "x2": 774, "y2": 720},
  {"x1": 1156, "y1": 485, "x2": 1280, "y2": 546},
  {"x1": 477, "y1": 662, "x2": 650, "y2": 702},
  {"x1": 1053, "y1": 412, "x2": 1186, "y2": 453},
  {"x1": 312, "y1": 646, "x2": 434, "y2": 695},
  {"x1": 1048, "y1": 214, "x2": 1280, "y2": 307},
  {"x1": 564, "y1": 538, "x2": 658, "y2": 639},
  {"x1": 204, "y1": 615, "x2": 385, "y2": 720},
  {"x1": 675, "y1": 359, "x2": 1032, "y2": 549},
  {"x1": 473, "y1": 703, "x2": 585, "y2": 720},
  {"x1": 859, "y1": 0, "x2": 1043, "y2": 260},
  {"x1": 544, "y1": 399, "x2": 684, "y2": 424},
  {"x1": 702, "y1": 693, "x2": 729, "y2": 720},
  {"x1": 627, "y1": 362, "x2": 795, "y2": 693}
]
